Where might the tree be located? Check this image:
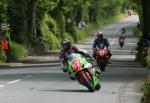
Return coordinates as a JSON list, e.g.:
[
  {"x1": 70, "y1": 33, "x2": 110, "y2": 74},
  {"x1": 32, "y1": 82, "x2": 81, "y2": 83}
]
[
  {"x1": 141, "y1": 0, "x2": 150, "y2": 38},
  {"x1": 0, "y1": 0, "x2": 8, "y2": 32},
  {"x1": 29, "y1": 0, "x2": 36, "y2": 39},
  {"x1": 8, "y1": 0, "x2": 29, "y2": 44}
]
